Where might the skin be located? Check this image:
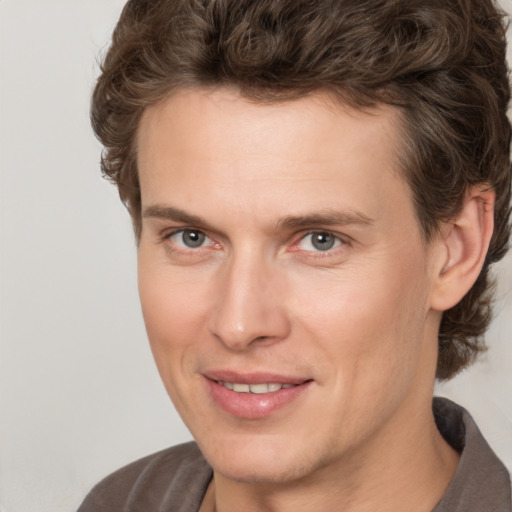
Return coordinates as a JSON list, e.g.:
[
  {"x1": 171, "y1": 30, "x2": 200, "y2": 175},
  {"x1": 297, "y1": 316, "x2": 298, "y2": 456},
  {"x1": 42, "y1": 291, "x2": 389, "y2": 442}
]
[{"x1": 136, "y1": 88, "x2": 492, "y2": 512}]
